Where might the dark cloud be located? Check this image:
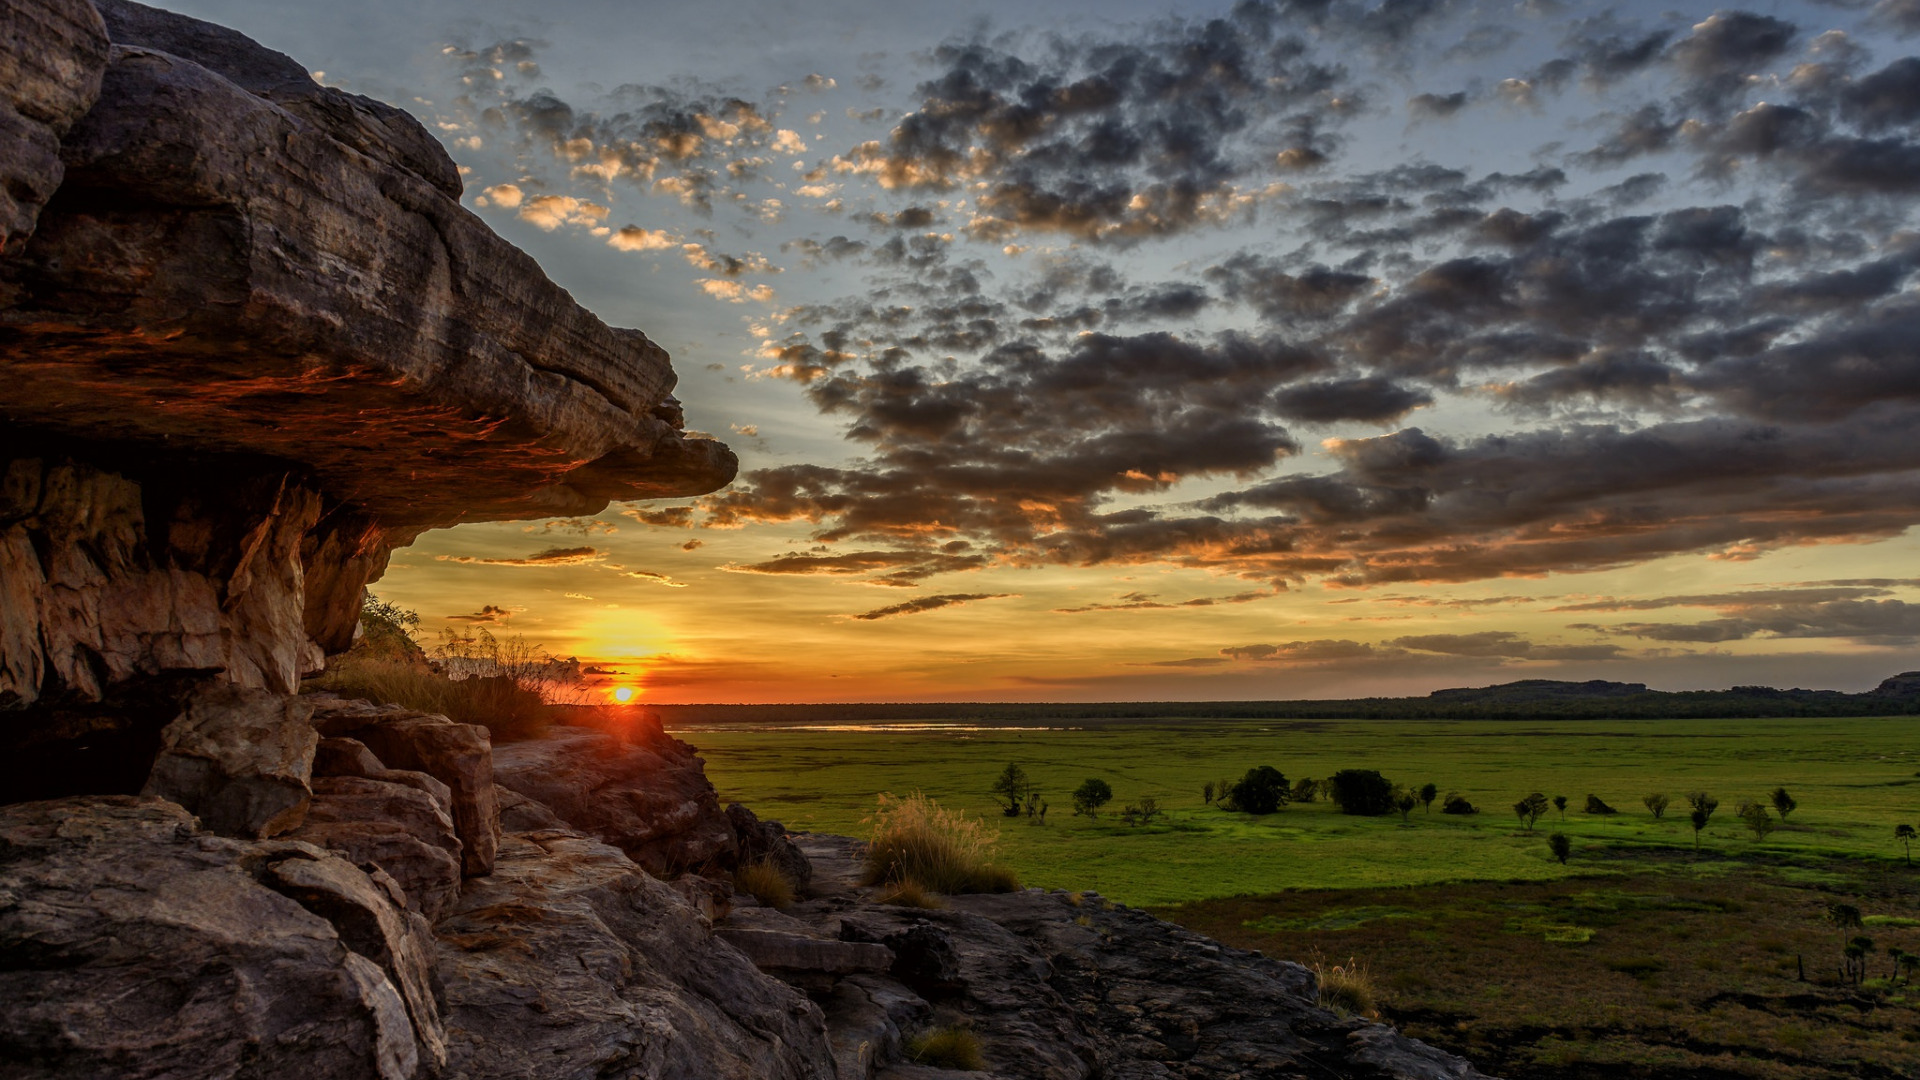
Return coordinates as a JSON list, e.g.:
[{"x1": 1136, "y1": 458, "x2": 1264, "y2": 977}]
[
  {"x1": 1408, "y1": 91, "x2": 1470, "y2": 119},
  {"x1": 851, "y1": 593, "x2": 1015, "y2": 620},
  {"x1": 435, "y1": 546, "x2": 601, "y2": 566},
  {"x1": 831, "y1": 4, "x2": 1359, "y2": 242},
  {"x1": 1593, "y1": 599, "x2": 1920, "y2": 644},
  {"x1": 1273, "y1": 377, "x2": 1432, "y2": 424},
  {"x1": 1220, "y1": 639, "x2": 1384, "y2": 662},
  {"x1": 1385, "y1": 630, "x2": 1622, "y2": 660},
  {"x1": 446, "y1": 604, "x2": 513, "y2": 623}
]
